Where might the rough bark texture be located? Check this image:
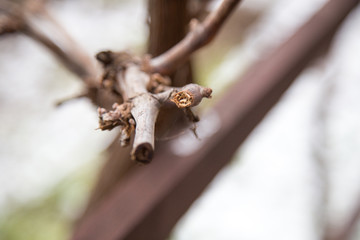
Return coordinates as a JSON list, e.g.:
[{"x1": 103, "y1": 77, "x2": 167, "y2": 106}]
[{"x1": 148, "y1": 0, "x2": 192, "y2": 86}]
